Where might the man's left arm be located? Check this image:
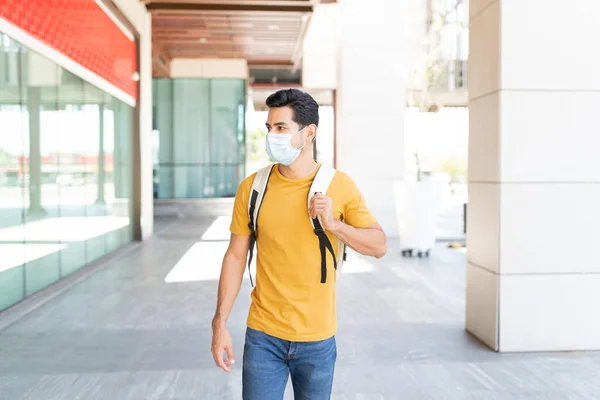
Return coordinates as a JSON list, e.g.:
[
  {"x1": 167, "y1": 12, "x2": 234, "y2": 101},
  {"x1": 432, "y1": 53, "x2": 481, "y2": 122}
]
[
  {"x1": 330, "y1": 217, "x2": 387, "y2": 259},
  {"x1": 310, "y1": 192, "x2": 387, "y2": 259}
]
